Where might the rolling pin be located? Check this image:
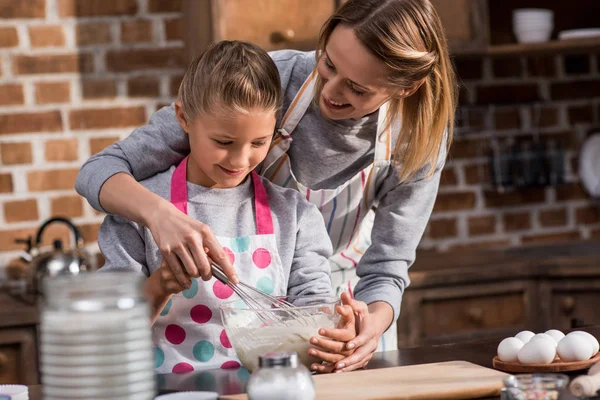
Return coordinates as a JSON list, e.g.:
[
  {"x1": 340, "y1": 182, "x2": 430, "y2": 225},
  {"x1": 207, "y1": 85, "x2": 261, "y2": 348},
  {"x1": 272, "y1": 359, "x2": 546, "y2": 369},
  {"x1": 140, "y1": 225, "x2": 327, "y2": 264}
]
[{"x1": 570, "y1": 362, "x2": 600, "y2": 397}]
